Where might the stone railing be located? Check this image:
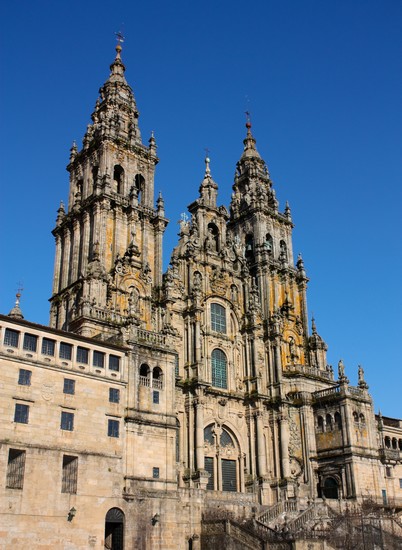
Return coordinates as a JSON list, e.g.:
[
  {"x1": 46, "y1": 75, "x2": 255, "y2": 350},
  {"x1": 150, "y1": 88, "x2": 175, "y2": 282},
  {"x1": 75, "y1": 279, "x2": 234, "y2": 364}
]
[
  {"x1": 379, "y1": 448, "x2": 401, "y2": 462},
  {"x1": 286, "y1": 503, "x2": 316, "y2": 531},
  {"x1": 133, "y1": 328, "x2": 166, "y2": 347},
  {"x1": 313, "y1": 386, "x2": 341, "y2": 400},
  {"x1": 285, "y1": 364, "x2": 333, "y2": 381},
  {"x1": 258, "y1": 500, "x2": 298, "y2": 525}
]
